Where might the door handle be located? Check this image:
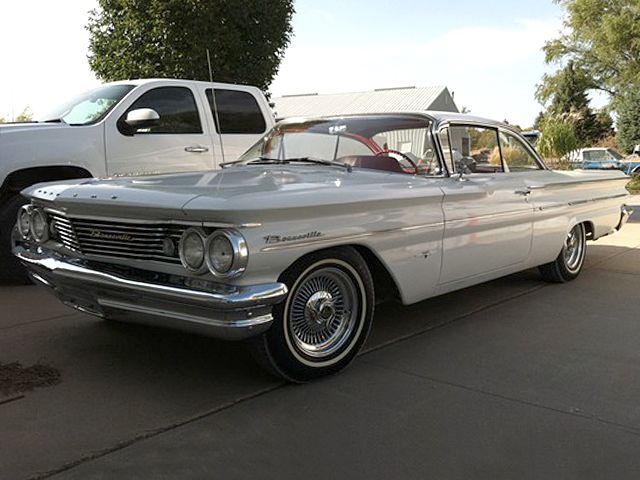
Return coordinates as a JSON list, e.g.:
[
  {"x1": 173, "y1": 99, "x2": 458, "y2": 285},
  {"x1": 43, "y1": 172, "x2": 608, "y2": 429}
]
[
  {"x1": 514, "y1": 189, "x2": 531, "y2": 196},
  {"x1": 185, "y1": 146, "x2": 209, "y2": 153}
]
